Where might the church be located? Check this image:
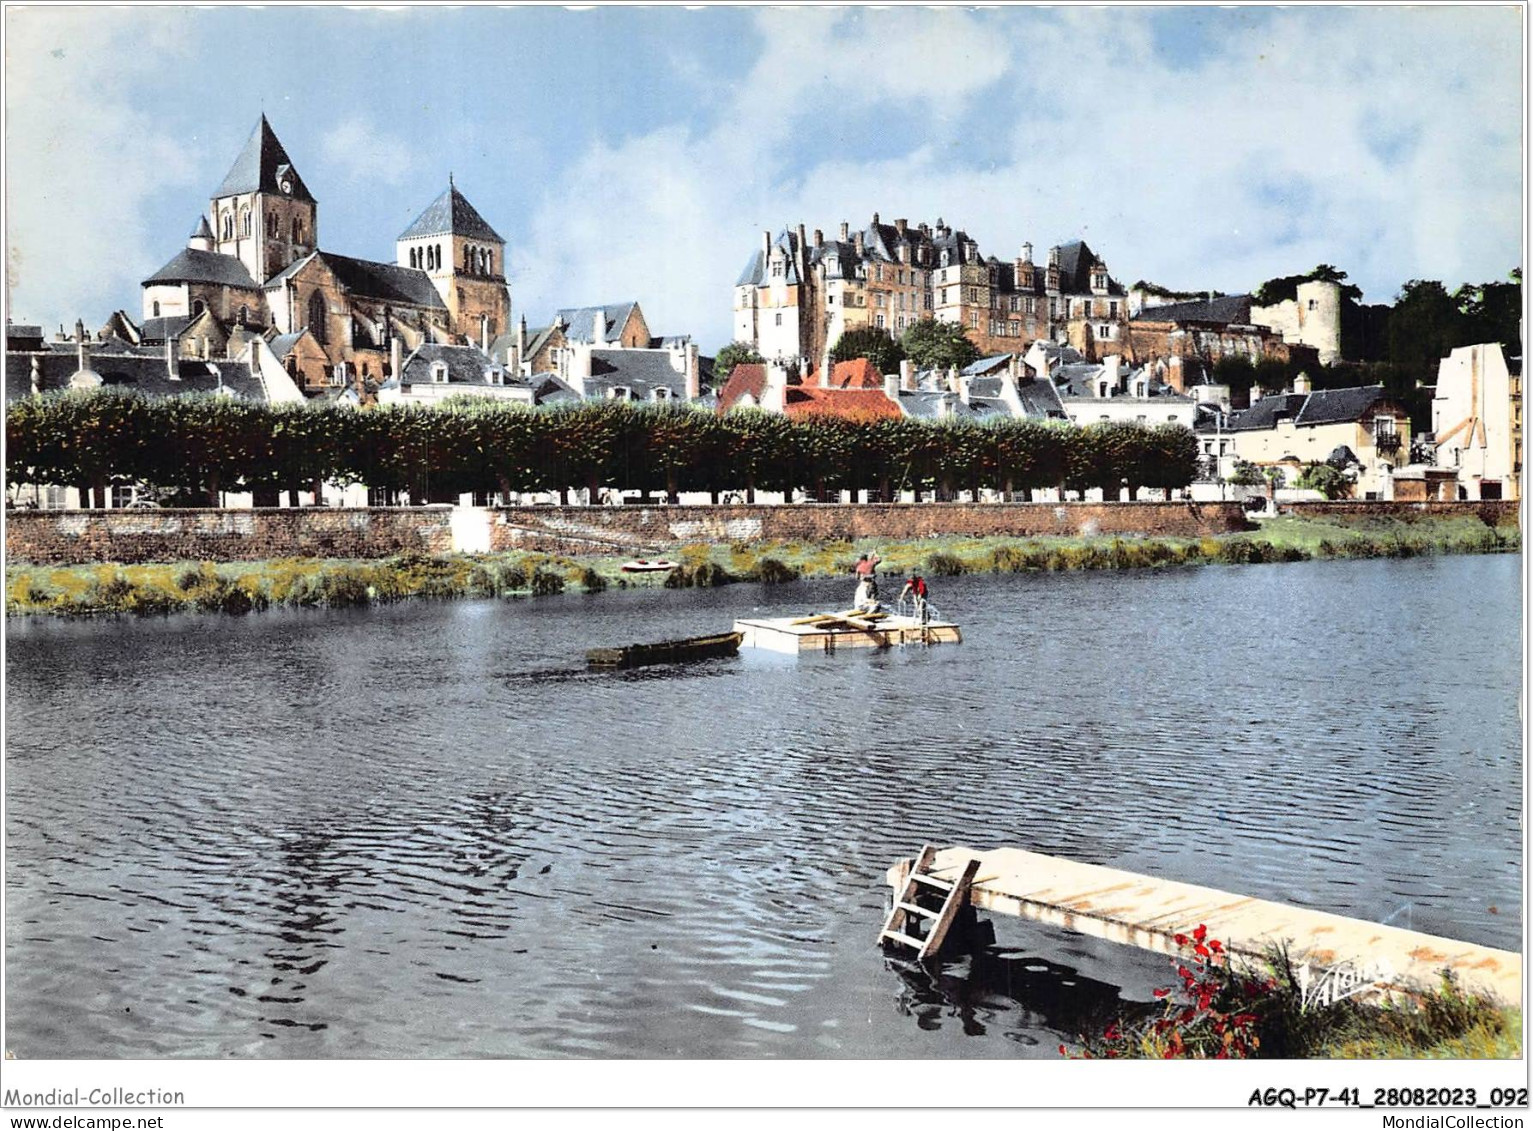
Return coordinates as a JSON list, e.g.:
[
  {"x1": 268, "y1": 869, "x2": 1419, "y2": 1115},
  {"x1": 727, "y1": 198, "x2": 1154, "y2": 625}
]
[{"x1": 139, "y1": 115, "x2": 512, "y2": 391}]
